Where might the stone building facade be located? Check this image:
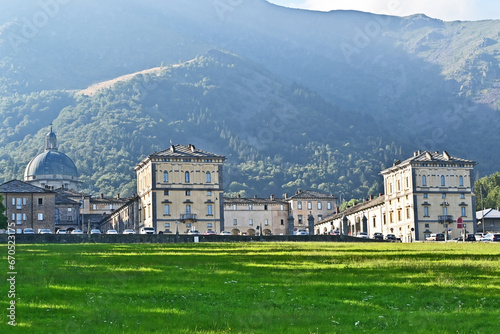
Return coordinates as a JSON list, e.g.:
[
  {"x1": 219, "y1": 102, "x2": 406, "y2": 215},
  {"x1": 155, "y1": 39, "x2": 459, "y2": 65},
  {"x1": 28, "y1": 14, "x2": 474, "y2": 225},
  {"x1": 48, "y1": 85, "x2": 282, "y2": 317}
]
[
  {"x1": 135, "y1": 144, "x2": 225, "y2": 234},
  {"x1": 0, "y1": 180, "x2": 56, "y2": 233}
]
